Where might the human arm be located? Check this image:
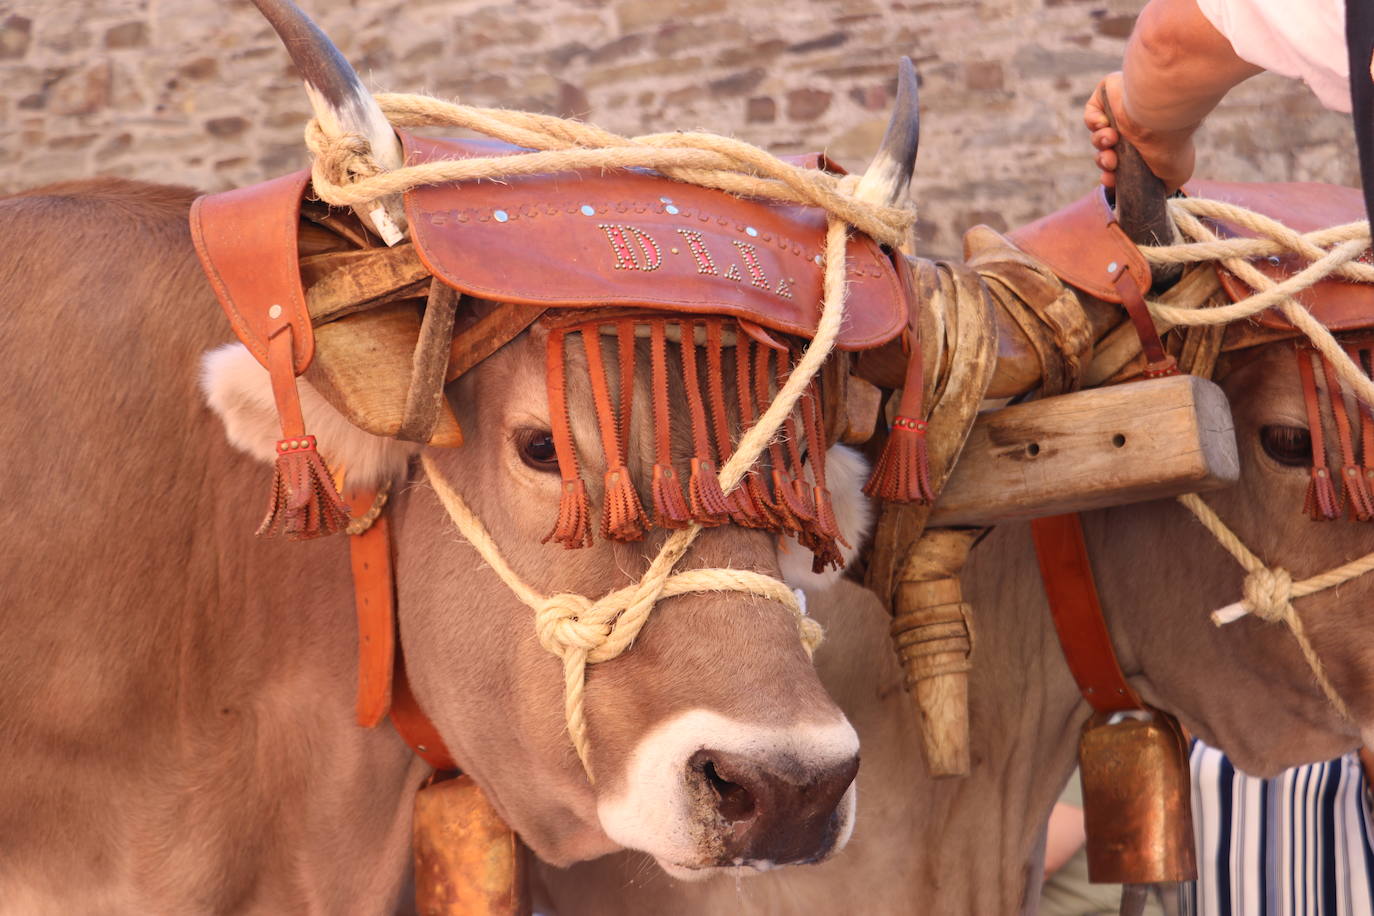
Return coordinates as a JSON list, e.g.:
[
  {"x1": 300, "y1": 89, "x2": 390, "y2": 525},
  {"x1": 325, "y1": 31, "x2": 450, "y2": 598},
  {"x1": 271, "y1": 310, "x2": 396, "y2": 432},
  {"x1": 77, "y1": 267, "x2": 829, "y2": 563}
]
[
  {"x1": 1043, "y1": 802, "x2": 1088, "y2": 878},
  {"x1": 1084, "y1": 0, "x2": 1263, "y2": 191}
]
